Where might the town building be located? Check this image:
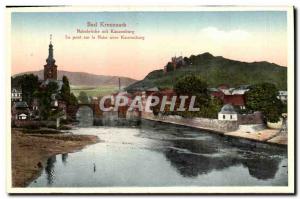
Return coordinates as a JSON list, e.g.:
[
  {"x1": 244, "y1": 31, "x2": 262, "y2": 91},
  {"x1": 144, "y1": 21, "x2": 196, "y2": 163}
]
[
  {"x1": 278, "y1": 91, "x2": 287, "y2": 103},
  {"x1": 171, "y1": 56, "x2": 185, "y2": 70},
  {"x1": 11, "y1": 88, "x2": 22, "y2": 102},
  {"x1": 12, "y1": 101, "x2": 30, "y2": 120},
  {"x1": 41, "y1": 35, "x2": 64, "y2": 91},
  {"x1": 218, "y1": 104, "x2": 238, "y2": 121},
  {"x1": 44, "y1": 34, "x2": 58, "y2": 81},
  {"x1": 222, "y1": 95, "x2": 246, "y2": 110},
  {"x1": 164, "y1": 56, "x2": 186, "y2": 73},
  {"x1": 209, "y1": 86, "x2": 247, "y2": 110}
]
